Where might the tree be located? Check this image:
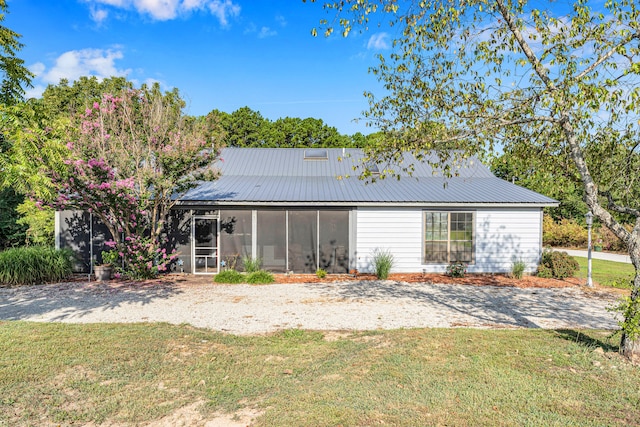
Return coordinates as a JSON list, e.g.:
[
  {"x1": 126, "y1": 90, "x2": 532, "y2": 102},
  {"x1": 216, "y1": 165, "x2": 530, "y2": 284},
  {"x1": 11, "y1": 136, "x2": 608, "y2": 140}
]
[
  {"x1": 37, "y1": 76, "x2": 133, "y2": 119},
  {"x1": 310, "y1": 0, "x2": 640, "y2": 360},
  {"x1": 0, "y1": 0, "x2": 37, "y2": 246},
  {"x1": 223, "y1": 106, "x2": 268, "y2": 147},
  {"x1": 0, "y1": 187, "x2": 26, "y2": 248},
  {"x1": 0, "y1": 0, "x2": 33, "y2": 105},
  {"x1": 490, "y1": 142, "x2": 585, "y2": 221},
  {"x1": 0, "y1": 102, "x2": 68, "y2": 245},
  {"x1": 264, "y1": 117, "x2": 353, "y2": 147},
  {"x1": 51, "y1": 84, "x2": 222, "y2": 277}
]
